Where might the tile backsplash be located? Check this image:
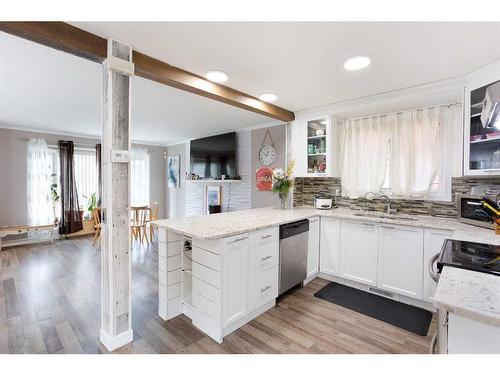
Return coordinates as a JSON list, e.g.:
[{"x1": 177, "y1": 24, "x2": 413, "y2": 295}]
[{"x1": 293, "y1": 176, "x2": 500, "y2": 218}]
